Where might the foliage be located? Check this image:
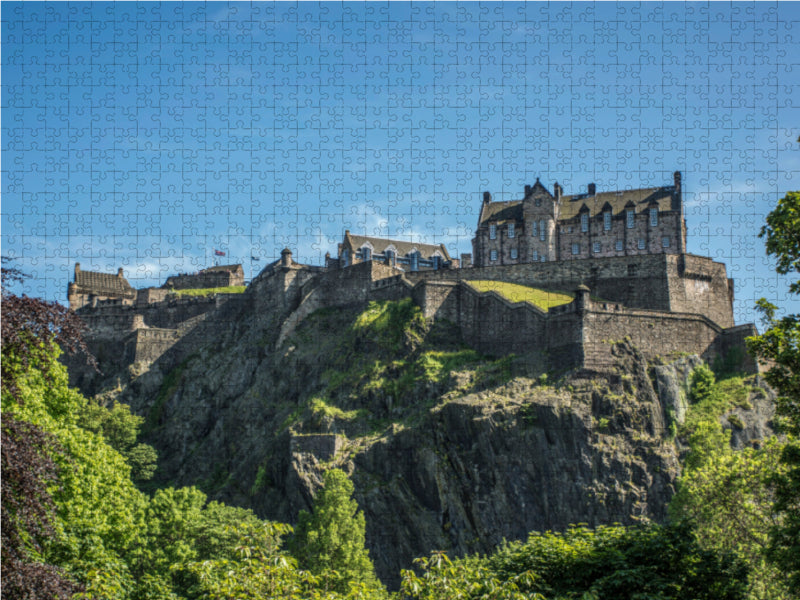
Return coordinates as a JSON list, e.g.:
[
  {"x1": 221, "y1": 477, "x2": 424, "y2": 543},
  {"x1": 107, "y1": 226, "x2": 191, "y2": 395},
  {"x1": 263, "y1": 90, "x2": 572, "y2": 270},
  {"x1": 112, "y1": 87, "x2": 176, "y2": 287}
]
[
  {"x1": 1, "y1": 258, "x2": 96, "y2": 400},
  {"x1": 670, "y1": 434, "x2": 791, "y2": 599},
  {"x1": 746, "y1": 187, "x2": 800, "y2": 592},
  {"x1": 401, "y1": 523, "x2": 748, "y2": 600},
  {"x1": 1, "y1": 414, "x2": 82, "y2": 600},
  {"x1": 171, "y1": 286, "x2": 246, "y2": 297},
  {"x1": 291, "y1": 469, "x2": 384, "y2": 596},
  {"x1": 466, "y1": 280, "x2": 573, "y2": 310},
  {"x1": 78, "y1": 399, "x2": 158, "y2": 482}
]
